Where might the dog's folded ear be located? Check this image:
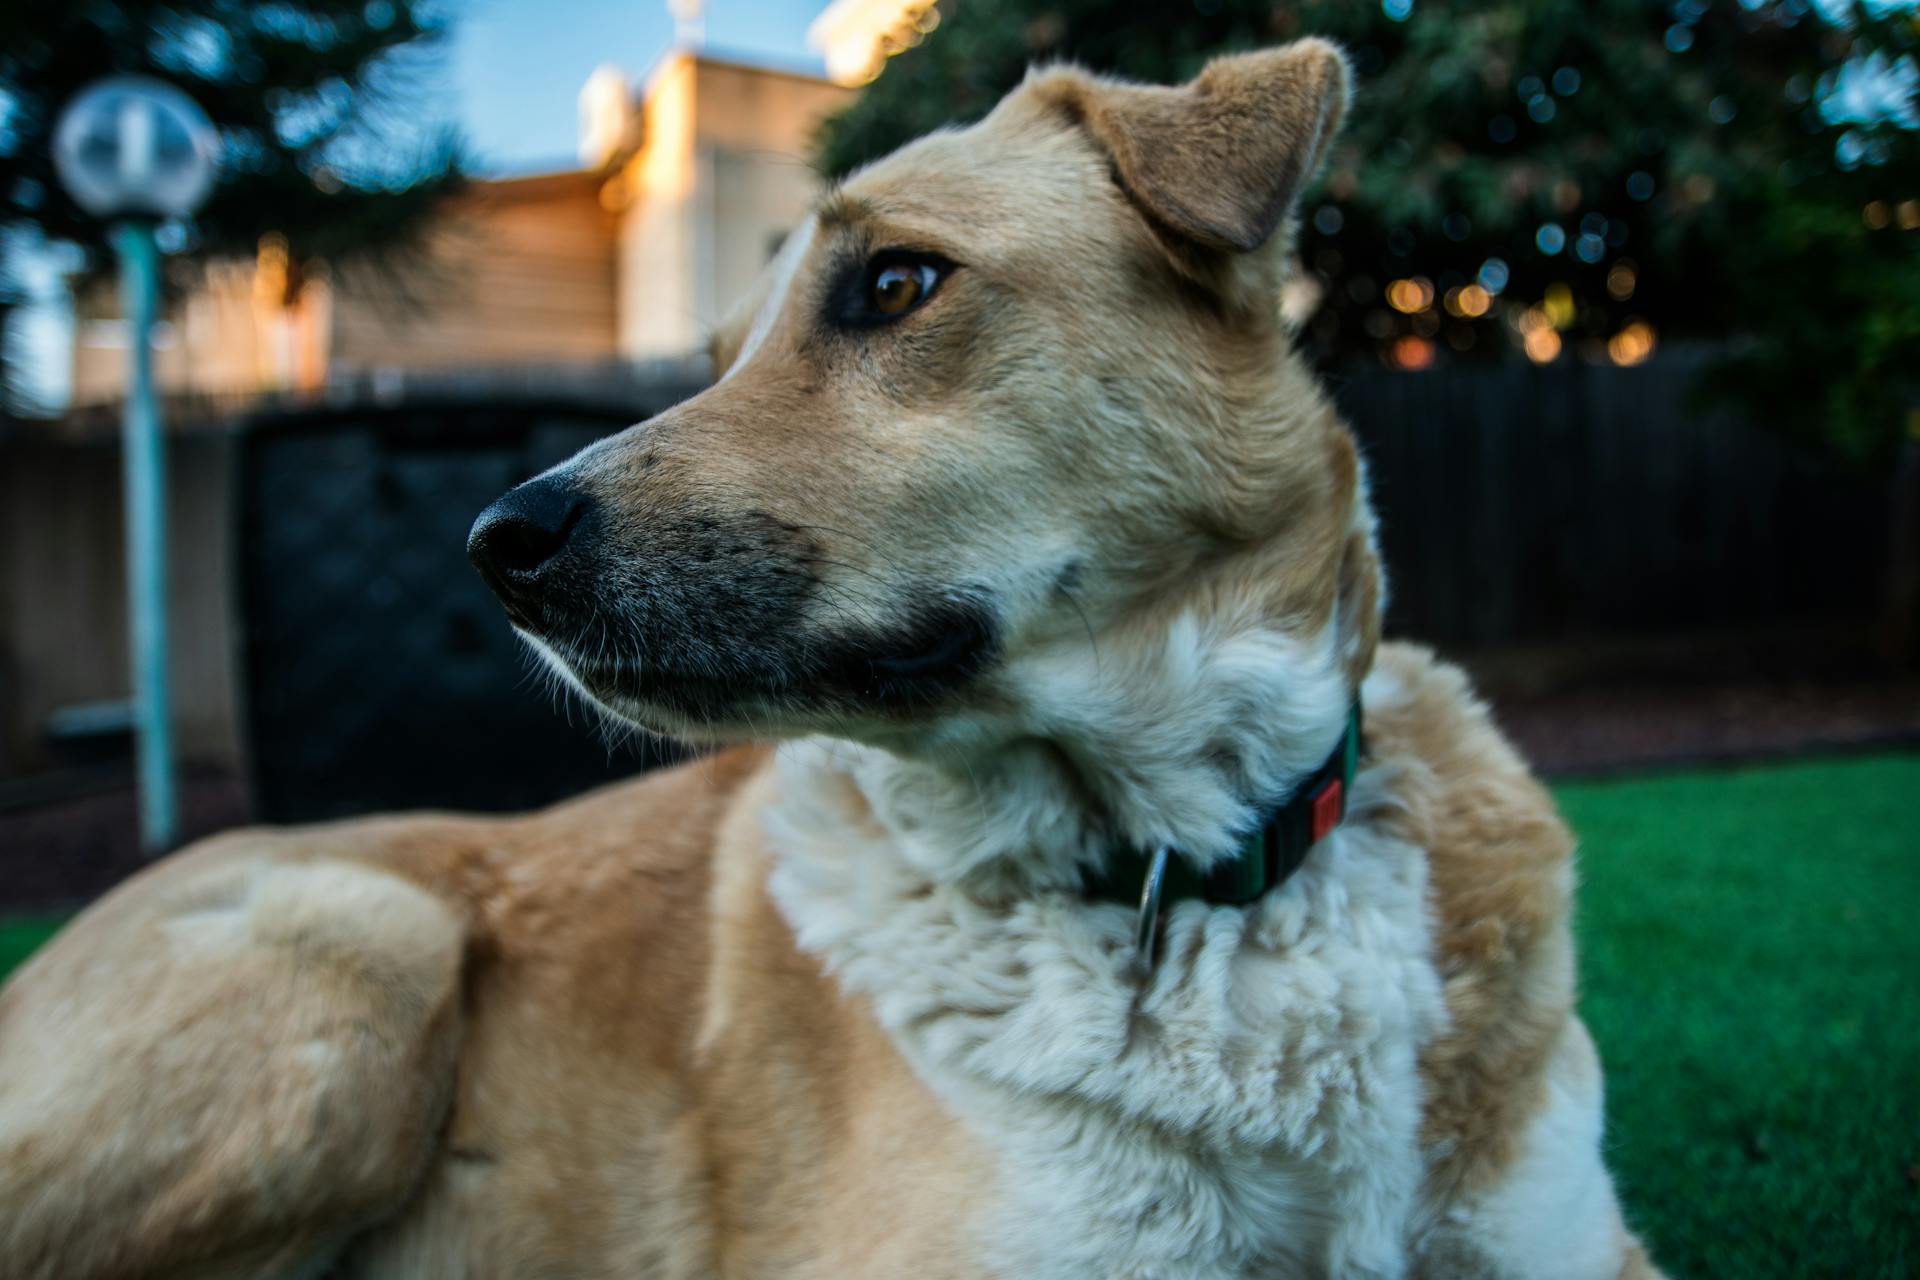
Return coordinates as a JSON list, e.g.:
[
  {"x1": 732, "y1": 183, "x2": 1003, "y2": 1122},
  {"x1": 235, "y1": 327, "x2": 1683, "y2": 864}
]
[{"x1": 1034, "y1": 39, "x2": 1350, "y2": 259}]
